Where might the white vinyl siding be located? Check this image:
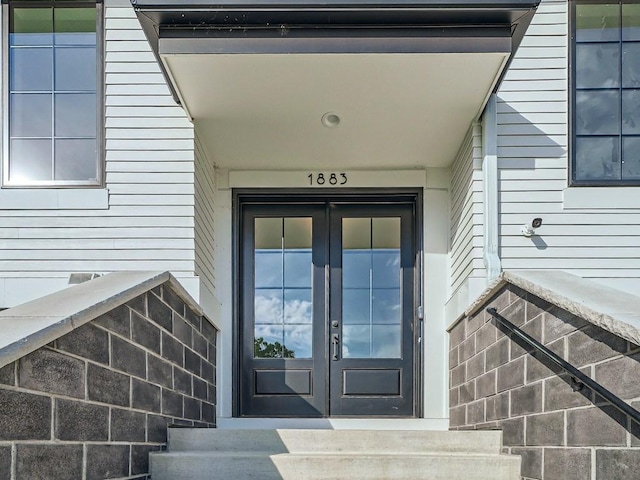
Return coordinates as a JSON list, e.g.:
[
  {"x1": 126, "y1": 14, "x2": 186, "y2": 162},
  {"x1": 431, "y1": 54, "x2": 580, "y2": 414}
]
[
  {"x1": 496, "y1": 0, "x2": 640, "y2": 292},
  {"x1": 194, "y1": 130, "x2": 217, "y2": 299},
  {"x1": 449, "y1": 125, "x2": 485, "y2": 294},
  {"x1": 496, "y1": 0, "x2": 568, "y2": 279},
  {"x1": 0, "y1": 2, "x2": 196, "y2": 282}
]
